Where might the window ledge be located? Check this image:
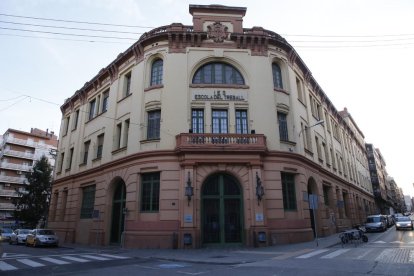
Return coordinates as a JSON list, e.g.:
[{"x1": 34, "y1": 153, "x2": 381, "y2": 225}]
[
  {"x1": 65, "y1": 168, "x2": 71, "y2": 172},
  {"x1": 145, "y1": 84, "x2": 164, "y2": 92},
  {"x1": 79, "y1": 162, "x2": 86, "y2": 167},
  {"x1": 112, "y1": 146, "x2": 127, "y2": 154},
  {"x1": 280, "y1": 140, "x2": 296, "y2": 146},
  {"x1": 92, "y1": 157, "x2": 102, "y2": 162},
  {"x1": 140, "y1": 139, "x2": 160, "y2": 144},
  {"x1": 117, "y1": 93, "x2": 132, "y2": 103},
  {"x1": 274, "y1": 88, "x2": 289, "y2": 95},
  {"x1": 85, "y1": 110, "x2": 107, "y2": 124},
  {"x1": 304, "y1": 148, "x2": 314, "y2": 156}
]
